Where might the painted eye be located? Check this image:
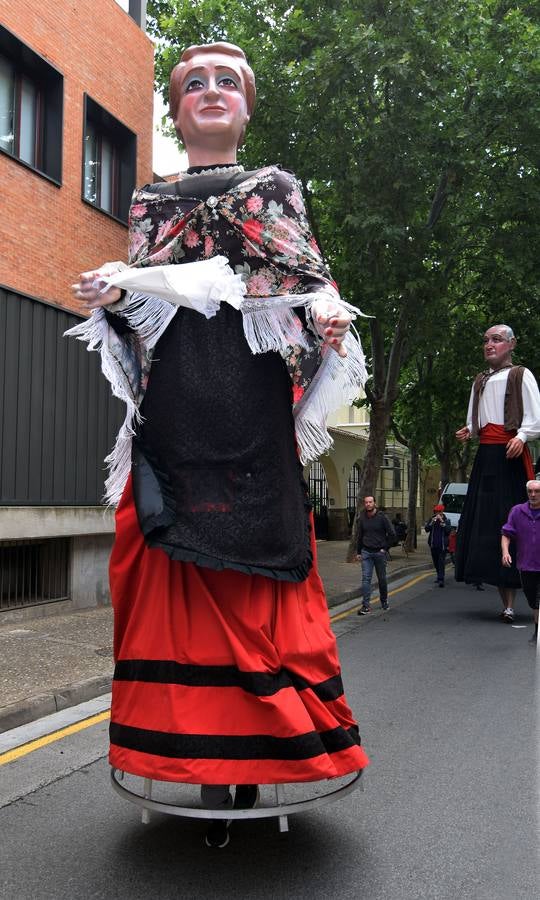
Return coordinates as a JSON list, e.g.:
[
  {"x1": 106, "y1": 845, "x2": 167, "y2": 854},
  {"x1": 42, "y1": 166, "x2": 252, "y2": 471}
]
[
  {"x1": 185, "y1": 77, "x2": 205, "y2": 92},
  {"x1": 219, "y1": 76, "x2": 239, "y2": 88}
]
